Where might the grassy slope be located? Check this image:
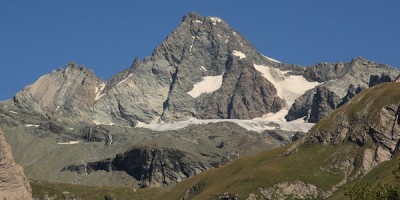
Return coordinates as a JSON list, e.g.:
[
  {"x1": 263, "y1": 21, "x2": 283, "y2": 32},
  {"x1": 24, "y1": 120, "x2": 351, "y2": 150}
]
[
  {"x1": 162, "y1": 83, "x2": 400, "y2": 199},
  {"x1": 161, "y1": 143, "x2": 345, "y2": 199},
  {"x1": 313, "y1": 83, "x2": 400, "y2": 133},
  {"x1": 32, "y1": 180, "x2": 163, "y2": 200},
  {"x1": 328, "y1": 156, "x2": 400, "y2": 200}
]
